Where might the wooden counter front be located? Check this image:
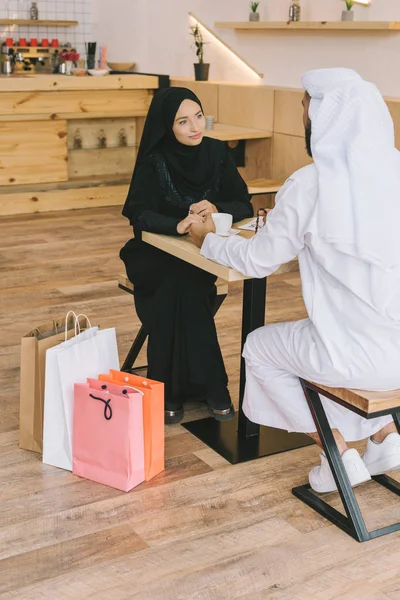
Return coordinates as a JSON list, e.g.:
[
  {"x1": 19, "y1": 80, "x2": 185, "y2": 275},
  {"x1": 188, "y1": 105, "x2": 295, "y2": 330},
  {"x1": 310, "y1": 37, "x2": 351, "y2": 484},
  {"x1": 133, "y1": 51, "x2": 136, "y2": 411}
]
[{"x1": 0, "y1": 74, "x2": 157, "y2": 213}]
